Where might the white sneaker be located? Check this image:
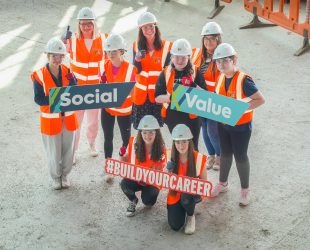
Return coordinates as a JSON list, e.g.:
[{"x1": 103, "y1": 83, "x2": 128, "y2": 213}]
[
  {"x1": 239, "y1": 189, "x2": 250, "y2": 206},
  {"x1": 213, "y1": 155, "x2": 220, "y2": 170},
  {"x1": 211, "y1": 182, "x2": 228, "y2": 197},
  {"x1": 184, "y1": 215, "x2": 195, "y2": 235},
  {"x1": 206, "y1": 155, "x2": 215, "y2": 169},
  {"x1": 126, "y1": 198, "x2": 138, "y2": 217},
  {"x1": 52, "y1": 178, "x2": 62, "y2": 190},
  {"x1": 90, "y1": 144, "x2": 99, "y2": 157},
  {"x1": 61, "y1": 175, "x2": 70, "y2": 188},
  {"x1": 104, "y1": 174, "x2": 114, "y2": 184}
]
